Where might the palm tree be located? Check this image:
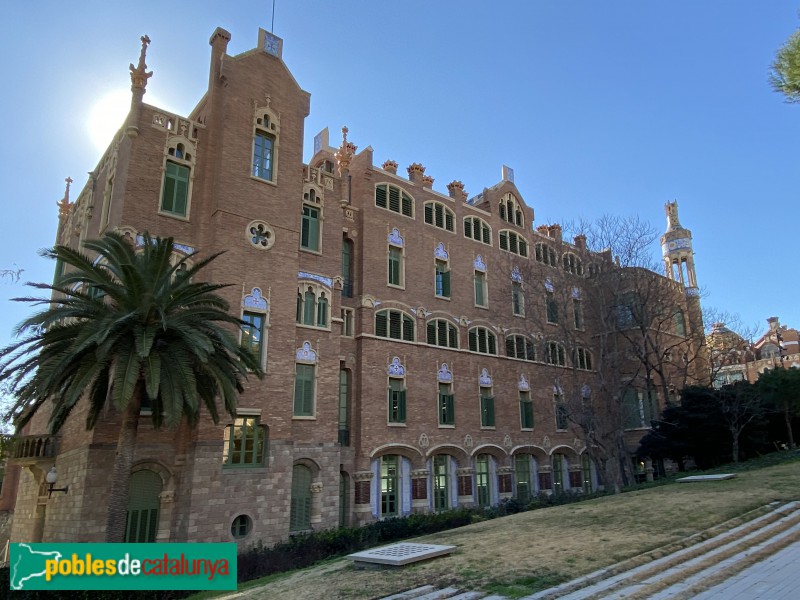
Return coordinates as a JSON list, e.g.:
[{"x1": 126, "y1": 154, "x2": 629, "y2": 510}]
[{"x1": 0, "y1": 232, "x2": 263, "y2": 542}]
